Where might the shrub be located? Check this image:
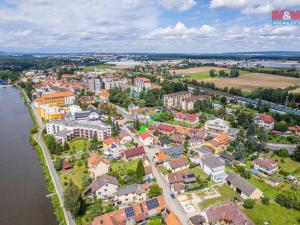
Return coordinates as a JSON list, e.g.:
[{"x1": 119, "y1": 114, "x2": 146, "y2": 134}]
[
  {"x1": 243, "y1": 199, "x2": 255, "y2": 209},
  {"x1": 277, "y1": 148, "x2": 289, "y2": 158},
  {"x1": 261, "y1": 196, "x2": 270, "y2": 205},
  {"x1": 279, "y1": 169, "x2": 289, "y2": 176}
]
